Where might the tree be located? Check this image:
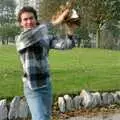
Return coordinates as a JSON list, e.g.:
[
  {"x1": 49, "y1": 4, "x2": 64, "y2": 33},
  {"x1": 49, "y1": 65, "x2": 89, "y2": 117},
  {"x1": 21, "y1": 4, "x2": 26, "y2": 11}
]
[
  {"x1": 78, "y1": 0, "x2": 120, "y2": 48},
  {"x1": 0, "y1": 0, "x2": 16, "y2": 24},
  {"x1": 39, "y1": 0, "x2": 120, "y2": 49},
  {"x1": 0, "y1": 0, "x2": 17, "y2": 44},
  {"x1": 0, "y1": 24, "x2": 20, "y2": 44},
  {"x1": 39, "y1": 0, "x2": 67, "y2": 22}
]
